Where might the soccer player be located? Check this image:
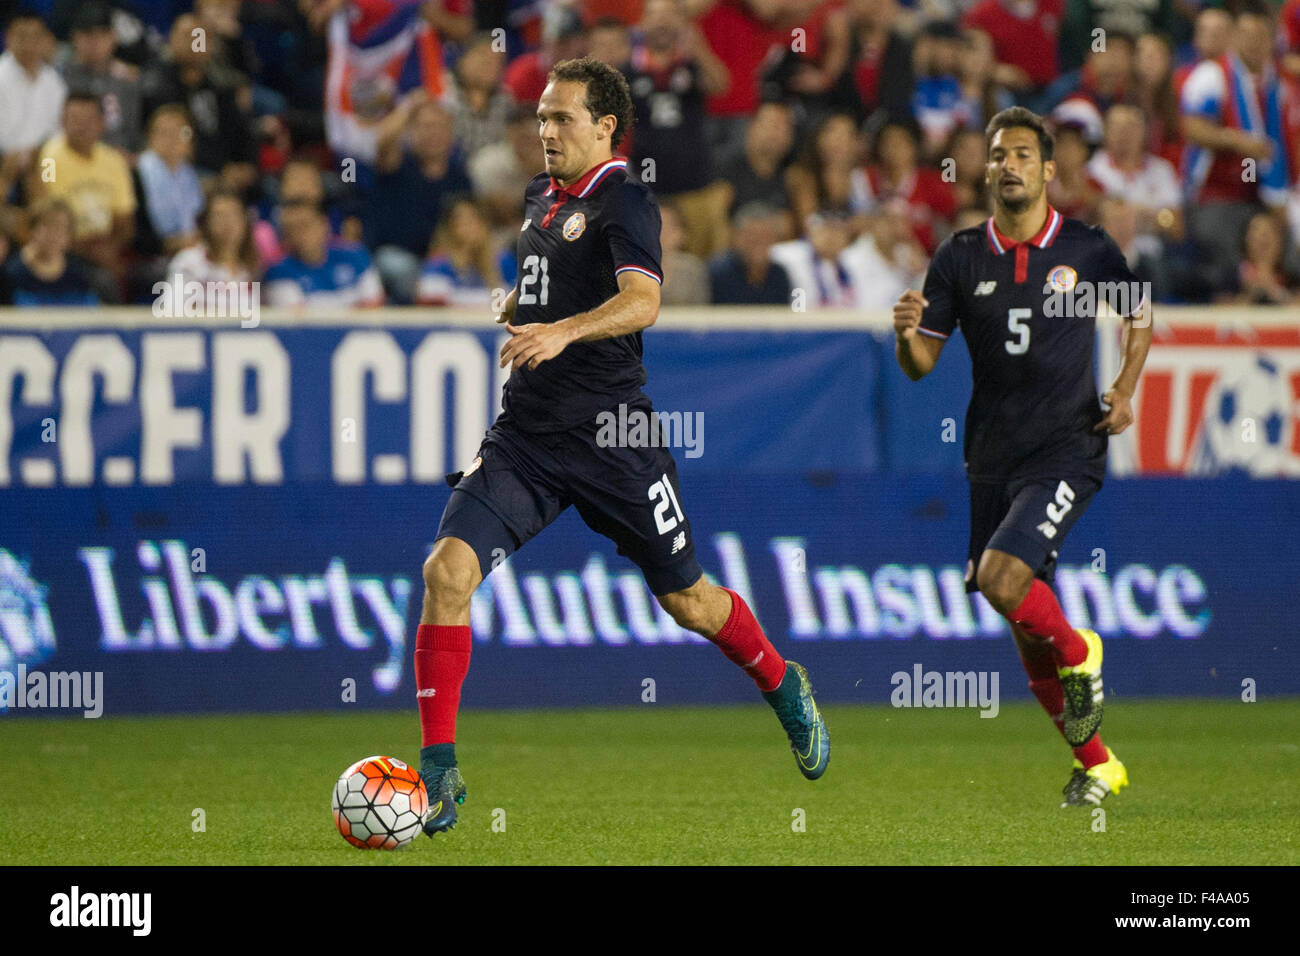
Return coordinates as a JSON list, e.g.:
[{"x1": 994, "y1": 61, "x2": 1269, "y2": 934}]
[
  {"x1": 413, "y1": 58, "x2": 830, "y2": 835},
  {"x1": 893, "y1": 107, "x2": 1152, "y2": 807}
]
